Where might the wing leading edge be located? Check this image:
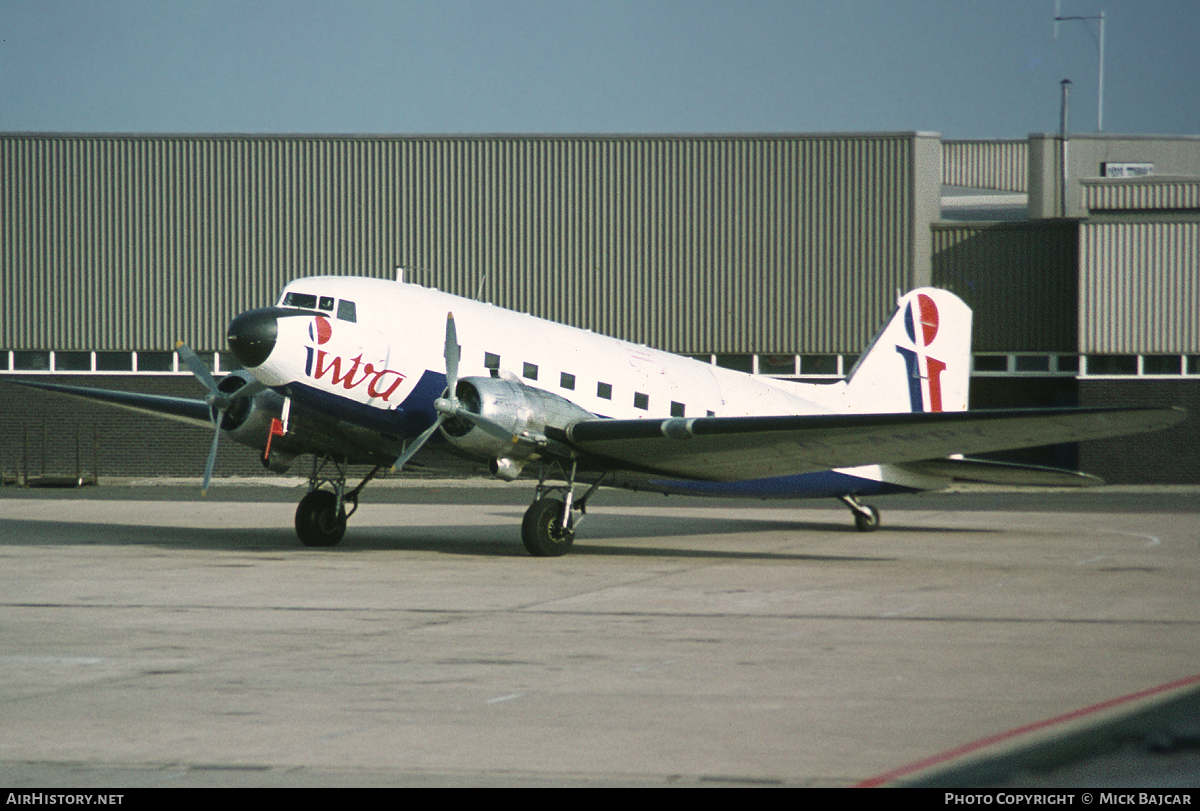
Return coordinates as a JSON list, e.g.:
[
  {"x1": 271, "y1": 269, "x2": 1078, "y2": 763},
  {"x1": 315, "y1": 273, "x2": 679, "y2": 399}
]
[{"x1": 562, "y1": 407, "x2": 1185, "y2": 481}]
